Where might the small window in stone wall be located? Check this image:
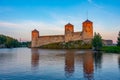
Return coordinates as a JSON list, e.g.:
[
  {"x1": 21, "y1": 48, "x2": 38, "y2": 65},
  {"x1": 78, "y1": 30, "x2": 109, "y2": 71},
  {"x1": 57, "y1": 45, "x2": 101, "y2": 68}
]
[{"x1": 80, "y1": 33, "x2": 82, "y2": 36}]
